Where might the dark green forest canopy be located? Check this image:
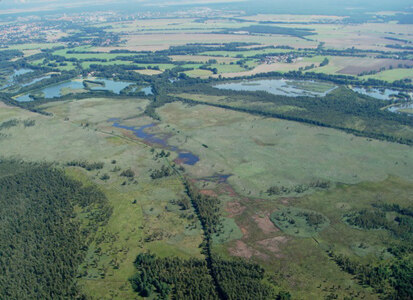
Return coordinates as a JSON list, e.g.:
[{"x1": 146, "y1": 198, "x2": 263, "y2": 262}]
[{"x1": 0, "y1": 160, "x2": 112, "y2": 299}]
